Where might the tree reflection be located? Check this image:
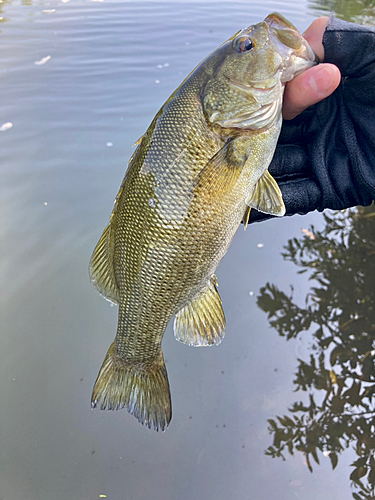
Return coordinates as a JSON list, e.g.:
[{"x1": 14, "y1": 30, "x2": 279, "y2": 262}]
[
  {"x1": 257, "y1": 204, "x2": 375, "y2": 499},
  {"x1": 308, "y1": 0, "x2": 375, "y2": 24}
]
